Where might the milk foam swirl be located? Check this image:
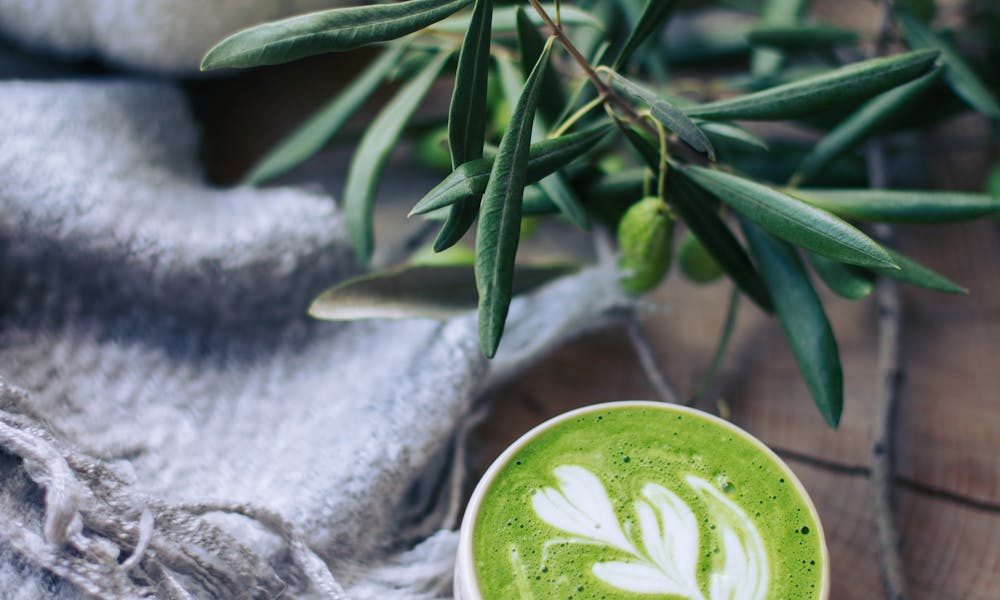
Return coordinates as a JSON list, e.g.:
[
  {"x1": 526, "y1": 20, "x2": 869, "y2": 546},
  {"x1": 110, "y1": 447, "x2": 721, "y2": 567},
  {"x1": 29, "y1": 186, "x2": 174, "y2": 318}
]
[{"x1": 531, "y1": 465, "x2": 768, "y2": 600}]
